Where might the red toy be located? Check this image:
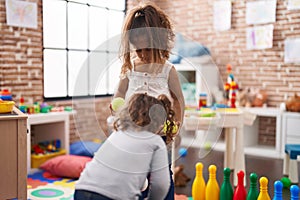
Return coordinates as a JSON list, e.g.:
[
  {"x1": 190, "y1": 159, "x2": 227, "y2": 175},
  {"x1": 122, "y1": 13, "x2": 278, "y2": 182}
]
[
  {"x1": 32, "y1": 144, "x2": 45, "y2": 154},
  {"x1": 224, "y1": 64, "x2": 239, "y2": 108},
  {"x1": 233, "y1": 170, "x2": 247, "y2": 200}
]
